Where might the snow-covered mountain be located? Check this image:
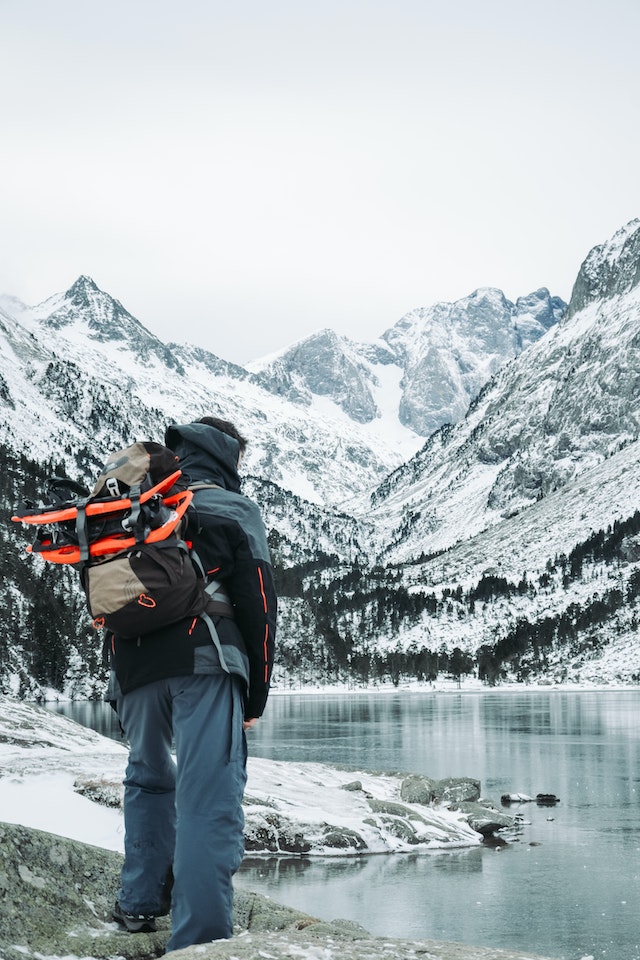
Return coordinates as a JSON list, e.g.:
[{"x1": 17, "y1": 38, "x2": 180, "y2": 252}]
[
  {"x1": 2, "y1": 220, "x2": 640, "y2": 697},
  {"x1": 364, "y1": 219, "x2": 640, "y2": 562},
  {"x1": 320, "y1": 219, "x2": 640, "y2": 686},
  {"x1": 0, "y1": 277, "x2": 414, "y2": 509},
  {"x1": 381, "y1": 286, "x2": 564, "y2": 435},
  {"x1": 248, "y1": 287, "x2": 564, "y2": 436},
  {"x1": 0, "y1": 271, "x2": 561, "y2": 514},
  {"x1": 252, "y1": 219, "x2": 640, "y2": 690}
]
